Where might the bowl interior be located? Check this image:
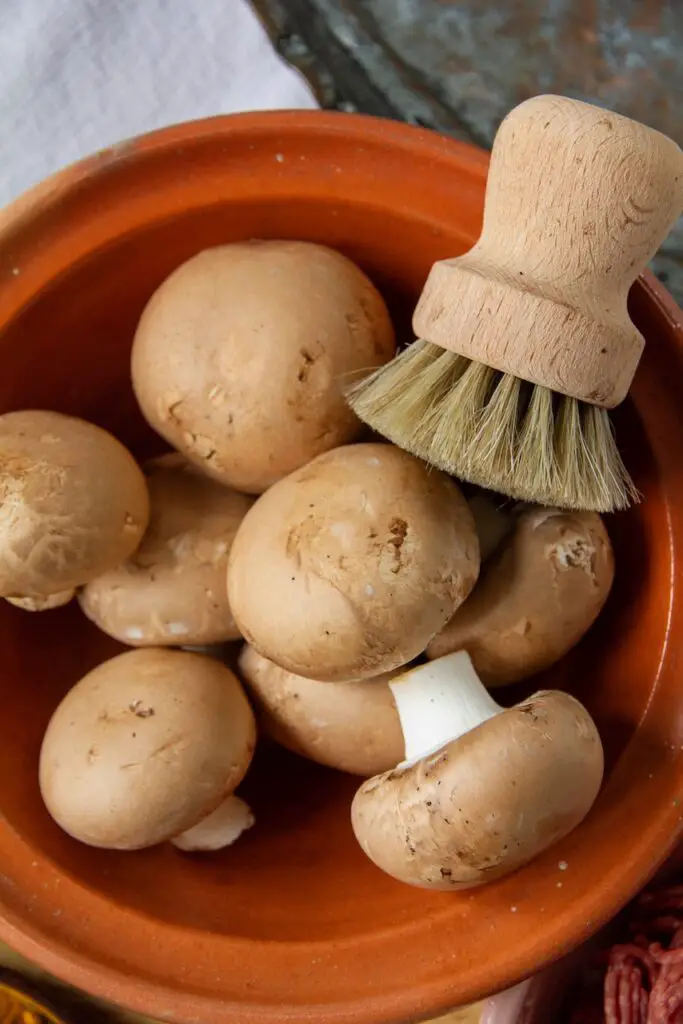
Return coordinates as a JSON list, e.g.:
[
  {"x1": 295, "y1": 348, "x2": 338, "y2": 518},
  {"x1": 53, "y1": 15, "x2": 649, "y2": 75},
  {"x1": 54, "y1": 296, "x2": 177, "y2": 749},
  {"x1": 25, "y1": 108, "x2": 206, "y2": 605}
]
[{"x1": 1, "y1": 113, "x2": 683, "y2": 1024}]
